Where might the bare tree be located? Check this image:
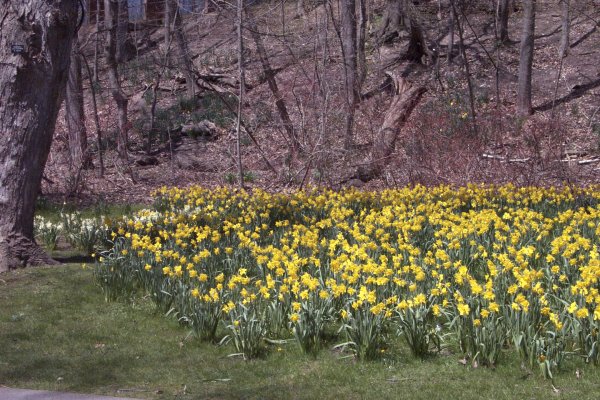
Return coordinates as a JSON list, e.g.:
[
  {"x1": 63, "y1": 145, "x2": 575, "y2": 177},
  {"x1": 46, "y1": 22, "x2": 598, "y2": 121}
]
[
  {"x1": 81, "y1": 53, "x2": 105, "y2": 176},
  {"x1": 498, "y1": 0, "x2": 511, "y2": 44},
  {"x1": 65, "y1": 39, "x2": 90, "y2": 172},
  {"x1": 164, "y1": 0, "x2": 171, "y2": 53},
  {"x1": 235, "y1": 0, "x2": 245, "y2": 187},
  {"x1": 0, "y1": 0, "x2": 78, "y2": 270},
  {"x1": 447, "y1": 3, "x2": 455, "y2": 64},
  {"x1": 451, "y1": 0, "x2": 477, "y2": 127},
  {"x1": 93, "y1": 0, "x2": 101, "y2": 82},
  {"x1": 168, "y1": 0, "x2": 199, "y2": 98},
  {"x1": 246, "y1": 9, "x2": 300, "y2": 152},
  {"x1": 356, "y1": 0, "x2": 367, "y2": 88},
  {"x1": 559, "y1": 0, "x2": 570, "y2": 58},
  {"x1": 340, "y1": 0, "x2": 359, "y2": 149},
  {"x1": 104, "y1": 0, "x2": 131, "y2": 169},
  {"x1": 517, "y1": 0, "x2": 536, "y2": 116},
  {"x1": 116, "y1": 0, "x2": 129, "y2": 62},
  {"x1": 147, "y1": 41, "x2": 172, "y2": 155}
]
